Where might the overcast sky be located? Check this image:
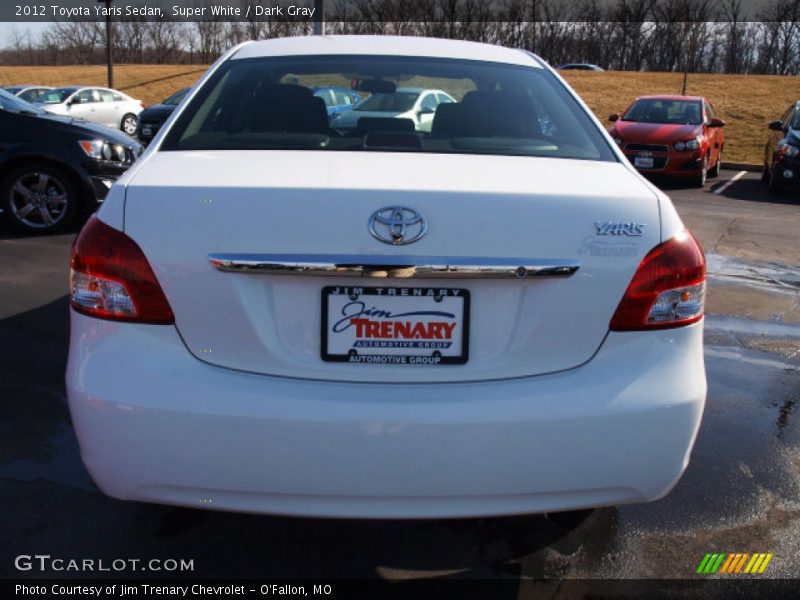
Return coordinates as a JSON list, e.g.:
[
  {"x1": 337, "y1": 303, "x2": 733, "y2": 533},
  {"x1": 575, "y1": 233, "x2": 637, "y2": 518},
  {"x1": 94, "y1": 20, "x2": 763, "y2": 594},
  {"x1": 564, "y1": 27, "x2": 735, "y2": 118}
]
[{"x1": 0, "y1": 22, "x2": 51, "y2": 47}]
